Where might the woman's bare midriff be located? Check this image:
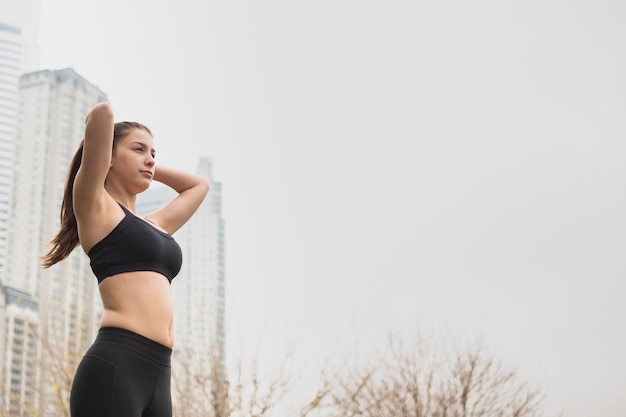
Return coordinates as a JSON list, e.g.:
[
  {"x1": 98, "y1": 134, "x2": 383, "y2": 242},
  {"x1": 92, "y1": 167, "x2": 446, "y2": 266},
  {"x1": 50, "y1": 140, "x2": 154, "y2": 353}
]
[{"x1": 98, "y1": 271, "x2": 174, "y2": 348}]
